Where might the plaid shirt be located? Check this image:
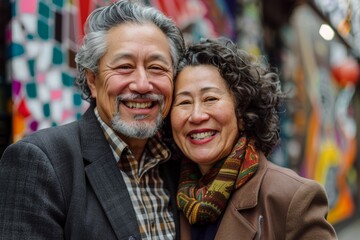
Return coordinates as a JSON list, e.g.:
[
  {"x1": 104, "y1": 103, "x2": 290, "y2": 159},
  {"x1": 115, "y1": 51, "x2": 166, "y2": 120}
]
[{"x1": 95, "y1": 108, "x2": 175, "y2": 239}]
